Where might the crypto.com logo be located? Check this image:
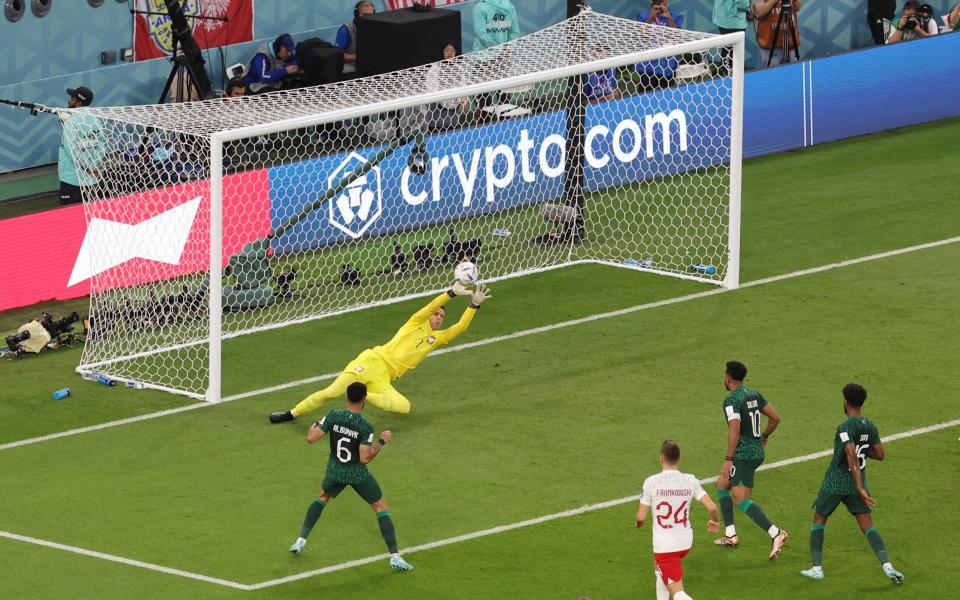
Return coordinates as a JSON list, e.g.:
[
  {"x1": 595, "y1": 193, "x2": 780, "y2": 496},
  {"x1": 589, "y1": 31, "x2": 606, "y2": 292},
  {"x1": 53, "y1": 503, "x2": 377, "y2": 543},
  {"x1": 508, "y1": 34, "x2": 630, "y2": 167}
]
[{"x1": 328, "y1": 152, "x2": 382, "y2": 239}]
